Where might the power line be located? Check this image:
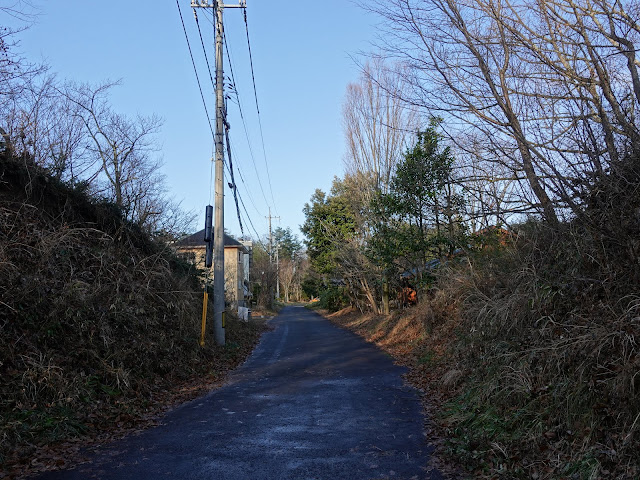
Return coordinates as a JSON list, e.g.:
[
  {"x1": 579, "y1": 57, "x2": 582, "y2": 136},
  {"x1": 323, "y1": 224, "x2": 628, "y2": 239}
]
[
  {"x1": 219, "y1": 143, "x2": 265, "y2": 247},
  {"x1": 219, "y1": 157, "x2": 267, "y2": 249},
  {"x1": 200, "y1": 7, "x2": 276, "y2": 221},
  {"x1": 176, "y1": 0, "x2": 214, "y2": 139},
  {"x1": 243, "y1": 8, "x2": 260, "y2": 115},
  {"x1": 189, "y1": 3, "x2": 271, "y2": 246},
  {"x1": 223, "y1": 112, "x2": 244, "y2": 236},
  {"x1": 193, "y1": 9, "x2": 216, "y2": 93},
  {"x1": 226, "y1": 134, "x2": 264, "y2": 218},
  {"x1": 222, "y1": 153, "x2": 263, "y2": 244},
  {"x1": 243, "y1": 8, "x2": 279, "y2": 215},
  {"x1": 220, "y1": 115, "x2": 263, "y2": 241},
  {"x1": 190, "y1": 6, "x2": 260, "y2": 234},
  {"x1": 239, "y1": 195, "x2": 268, "y2": 250},
  {"x1": 222, "y1": 28, "x2": 272, "y2": 211},
  {"x1": 239, "y1": 195, "x2": 262, "y2": 243}
]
